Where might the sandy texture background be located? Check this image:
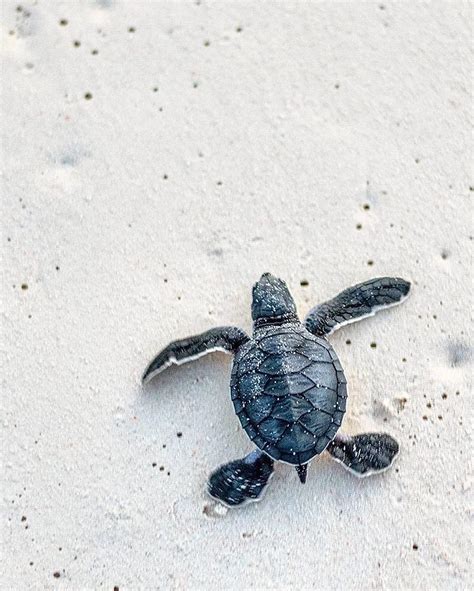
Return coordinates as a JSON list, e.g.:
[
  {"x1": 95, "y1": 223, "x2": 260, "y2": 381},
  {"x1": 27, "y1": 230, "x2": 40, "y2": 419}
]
[{"x1": 1, "y1": 1, "x2": 472, "y2": 589}]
